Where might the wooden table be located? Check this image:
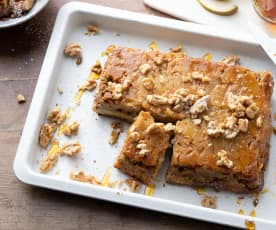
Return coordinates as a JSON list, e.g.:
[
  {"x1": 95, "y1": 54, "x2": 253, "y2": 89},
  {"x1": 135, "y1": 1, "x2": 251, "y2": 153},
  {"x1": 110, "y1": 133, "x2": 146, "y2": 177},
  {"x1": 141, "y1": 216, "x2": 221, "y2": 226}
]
[{"x1": 0, "y1": 1, "x2": 237, "y2": 229}]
